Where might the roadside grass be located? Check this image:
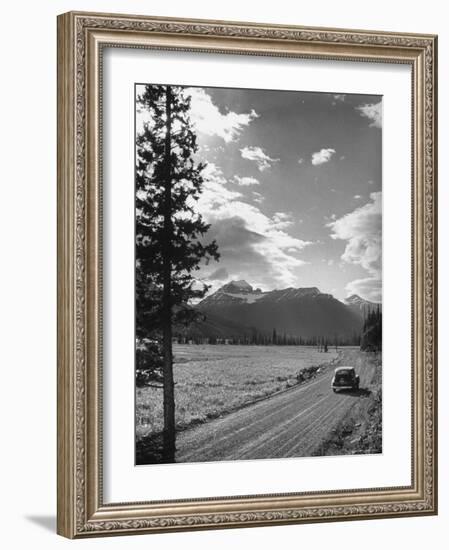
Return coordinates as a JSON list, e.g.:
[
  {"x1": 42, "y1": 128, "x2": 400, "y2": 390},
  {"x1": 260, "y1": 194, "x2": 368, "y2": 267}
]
[
  {"x1": 312, "y1": 351, "x2": 382, "y2": 456},
  {"x1": 136, "y1": 345, "x2": 341, "y2": 442}
]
